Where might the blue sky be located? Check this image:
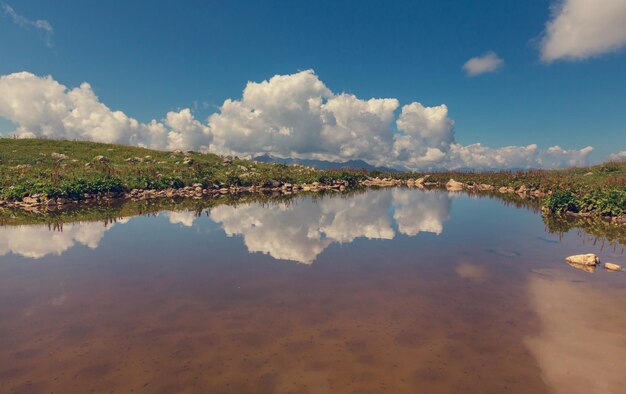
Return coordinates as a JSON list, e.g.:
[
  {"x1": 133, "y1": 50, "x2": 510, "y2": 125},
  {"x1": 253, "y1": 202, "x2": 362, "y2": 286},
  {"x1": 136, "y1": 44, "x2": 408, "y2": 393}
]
[{"x1": 1, "y1": 0, "x2": 625, "y2": 168}]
